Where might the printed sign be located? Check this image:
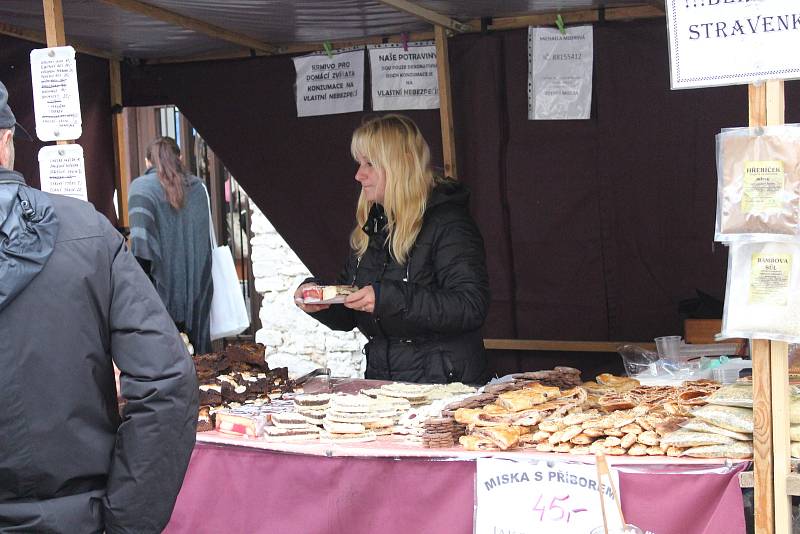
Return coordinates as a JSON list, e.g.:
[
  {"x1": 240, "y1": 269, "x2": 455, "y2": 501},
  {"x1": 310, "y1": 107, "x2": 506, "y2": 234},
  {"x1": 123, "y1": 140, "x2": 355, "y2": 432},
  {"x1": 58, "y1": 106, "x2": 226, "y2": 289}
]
[
  {"x1": 528, "y1": 25, "x2": 594, "y2": 120},
  {"x1": 30, "y1": 46, "x2": 82, "y2": 141},
  {"x1": 293, "y1": 47, "x2": 365, "y2": 117},
  {"x1": 38, "y1": 144, "x2": 88, "y2": 202},
  {"x1": 742, "y1": 160, "x2": 785, "y2": 214},
  {"x1": 368, "y1": 42, "x2": 439, "y2": 110},
  {"x1": 475, "y1": 457, "x2": 623, "y2": 534},
  {"x1": 666, "y1": 0, "x2": 800, "y2": 89},
  {"x1": 749, "y1": 253, "x2": 792, "y2": 305}
]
